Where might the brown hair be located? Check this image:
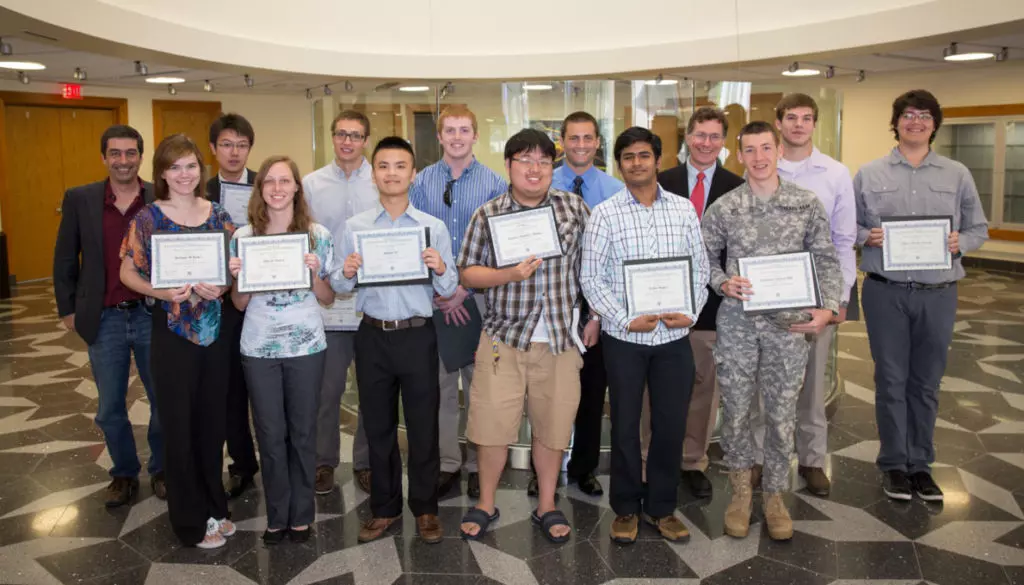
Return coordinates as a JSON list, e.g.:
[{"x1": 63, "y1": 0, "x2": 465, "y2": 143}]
[
  {"x1": 737, "y1": 121, "x2": 780, "y2": 147},
  {"x1": 775, "y1": 93, "x2": 819, "y2": 122},
  {"x1": 436, "y1": 105, "x2": 478, "y2": 134},
  {"x1": 152, "y1": 134, "x2": 206, "y2": 200},
  {"x1": 247, "y1": 155, "x2": 315, "y2": 239},
  {"x1": 686, "y1": 107, "x2": 729, "y2": 136},
  {"x1": 332, "y1": 109, "x2": 371, "y2": 136}
]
